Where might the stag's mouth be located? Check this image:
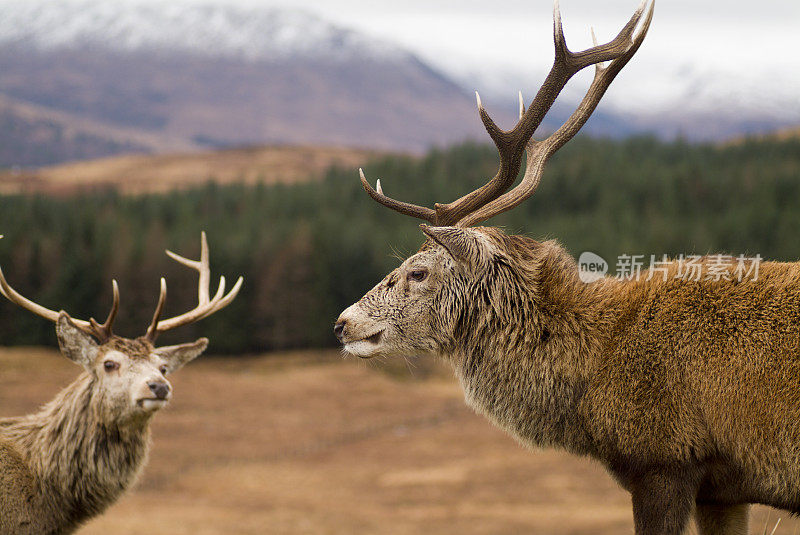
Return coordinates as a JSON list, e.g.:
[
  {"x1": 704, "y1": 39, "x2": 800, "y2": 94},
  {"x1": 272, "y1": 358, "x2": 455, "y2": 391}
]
[
  {"x1": 363, "y1": 330, "x2": 384, "y2": 344},
  {"x1": 137, "y1": 398, "x2": 169, "y2": 412},
  {"x1": 343, "y1": 329, "x2": 385, "y2": 358}
]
